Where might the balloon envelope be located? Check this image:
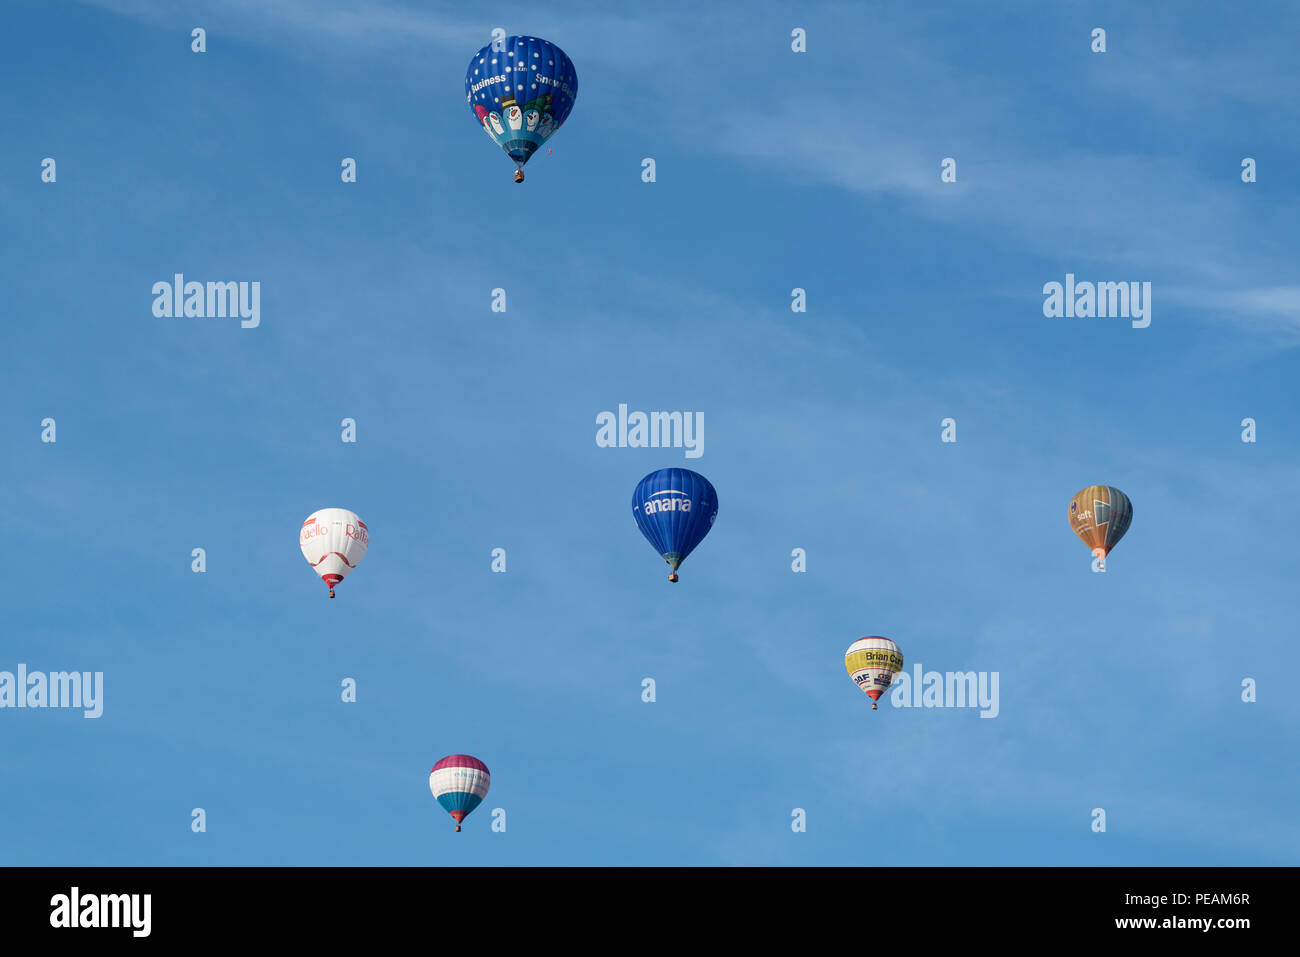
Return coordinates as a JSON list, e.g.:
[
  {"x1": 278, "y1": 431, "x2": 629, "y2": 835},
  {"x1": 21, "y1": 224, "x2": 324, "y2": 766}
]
[
  {"x1": 632, "y1": 468, "x2": 718, "y2": 580},
  {"x1": 429, "y1": 755, "x2": 491, "y2": 830},
  {"x1": 845, "y1": 636, "x2": 904, "y2": 707},
  {"x1": 465, "y1": 36, "x2": 577, "y2": 168},
  {"x1": 300, "y1": 508, "x2": 368, "y2": 597},
  {"x1": 1068, "y1": 486, "x2": 1132, "y2": 564}
]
